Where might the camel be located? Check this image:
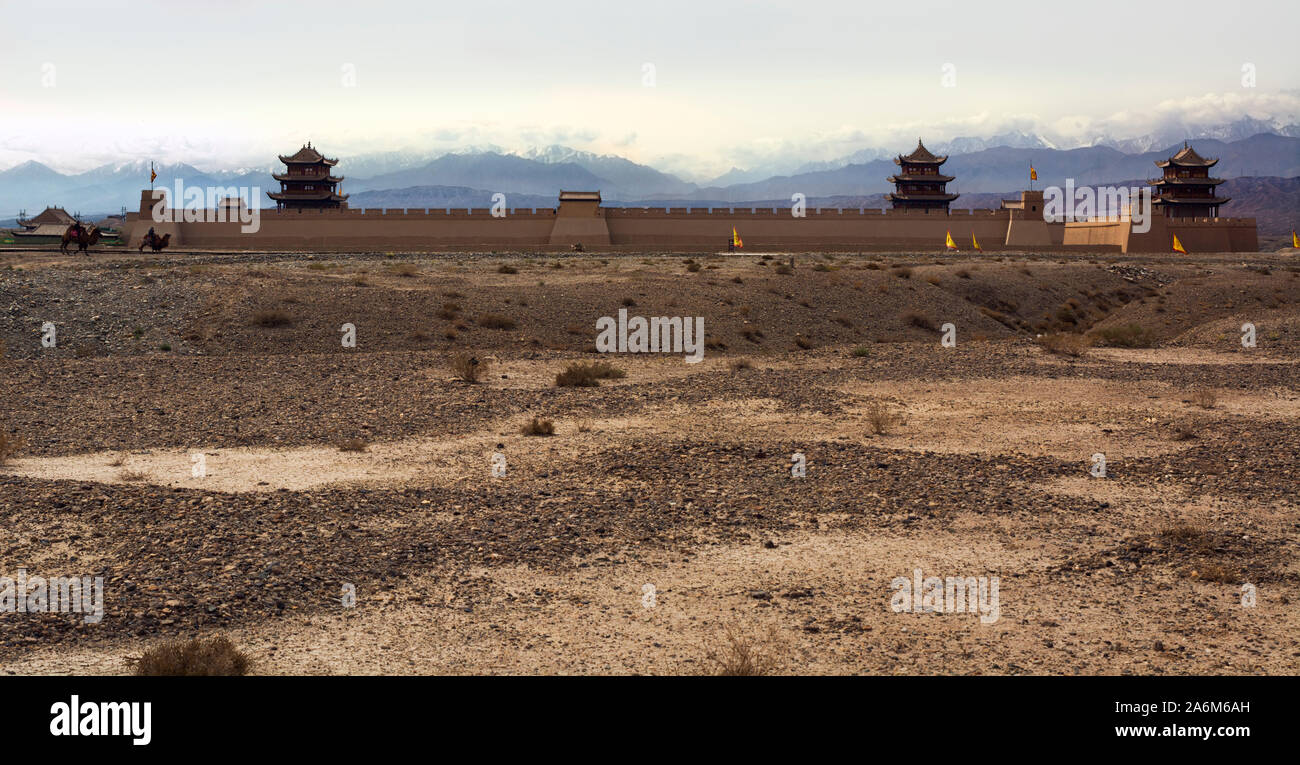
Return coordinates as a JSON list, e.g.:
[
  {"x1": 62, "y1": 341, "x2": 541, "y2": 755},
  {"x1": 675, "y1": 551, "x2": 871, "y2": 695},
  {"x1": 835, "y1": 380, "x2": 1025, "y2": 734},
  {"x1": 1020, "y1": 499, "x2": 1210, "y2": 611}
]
[
  {"x1": 60, "y1": 225, "x2": 101, "y2": 255},
  {"x1": 138, "y1": 232, "x2": 172, "y2": 253}
]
